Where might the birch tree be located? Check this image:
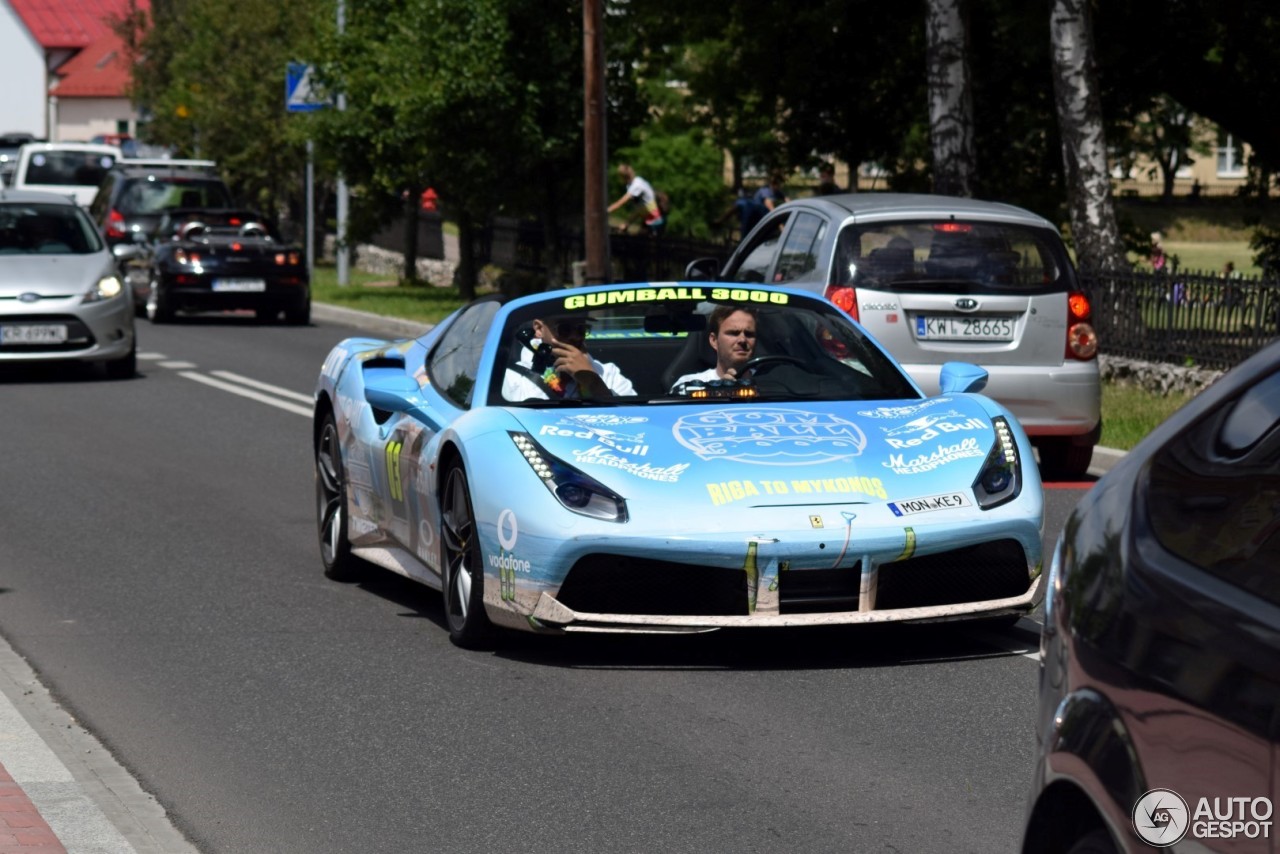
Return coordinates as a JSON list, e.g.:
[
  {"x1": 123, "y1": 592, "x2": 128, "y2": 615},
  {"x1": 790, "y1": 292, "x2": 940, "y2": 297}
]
[
  {"x1": 1049, "y1": 0, "x2": 1125, "y2": 270},
  {"x1": 926, "y1": 0, "x2": 976, "y2": 197}
]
